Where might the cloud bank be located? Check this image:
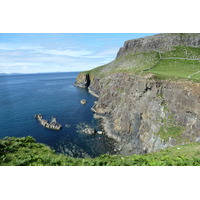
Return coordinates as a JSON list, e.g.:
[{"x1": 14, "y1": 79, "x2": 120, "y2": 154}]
[{"x1": 0, "y1": 33, "x2": 156, "y2": 73}]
